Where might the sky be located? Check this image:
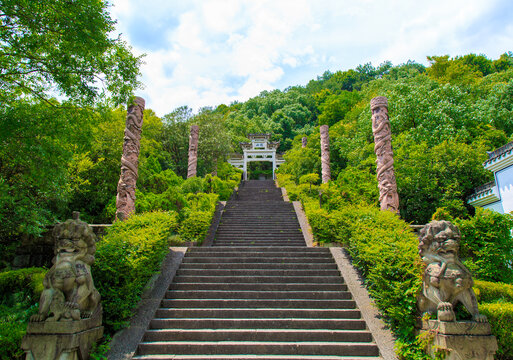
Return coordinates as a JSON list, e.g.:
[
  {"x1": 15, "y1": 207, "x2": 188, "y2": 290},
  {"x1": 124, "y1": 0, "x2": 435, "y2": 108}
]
[{"x1": 109, "y1": 0, "x2": 513, "y2": 117}]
